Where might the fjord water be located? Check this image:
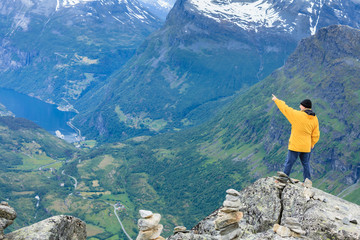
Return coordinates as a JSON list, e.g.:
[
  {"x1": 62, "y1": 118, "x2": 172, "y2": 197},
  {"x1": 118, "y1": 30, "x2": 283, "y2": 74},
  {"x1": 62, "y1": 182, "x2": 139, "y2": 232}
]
[{"x1": 0, "y1": 88, "x2": 77, "y2": 141}]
